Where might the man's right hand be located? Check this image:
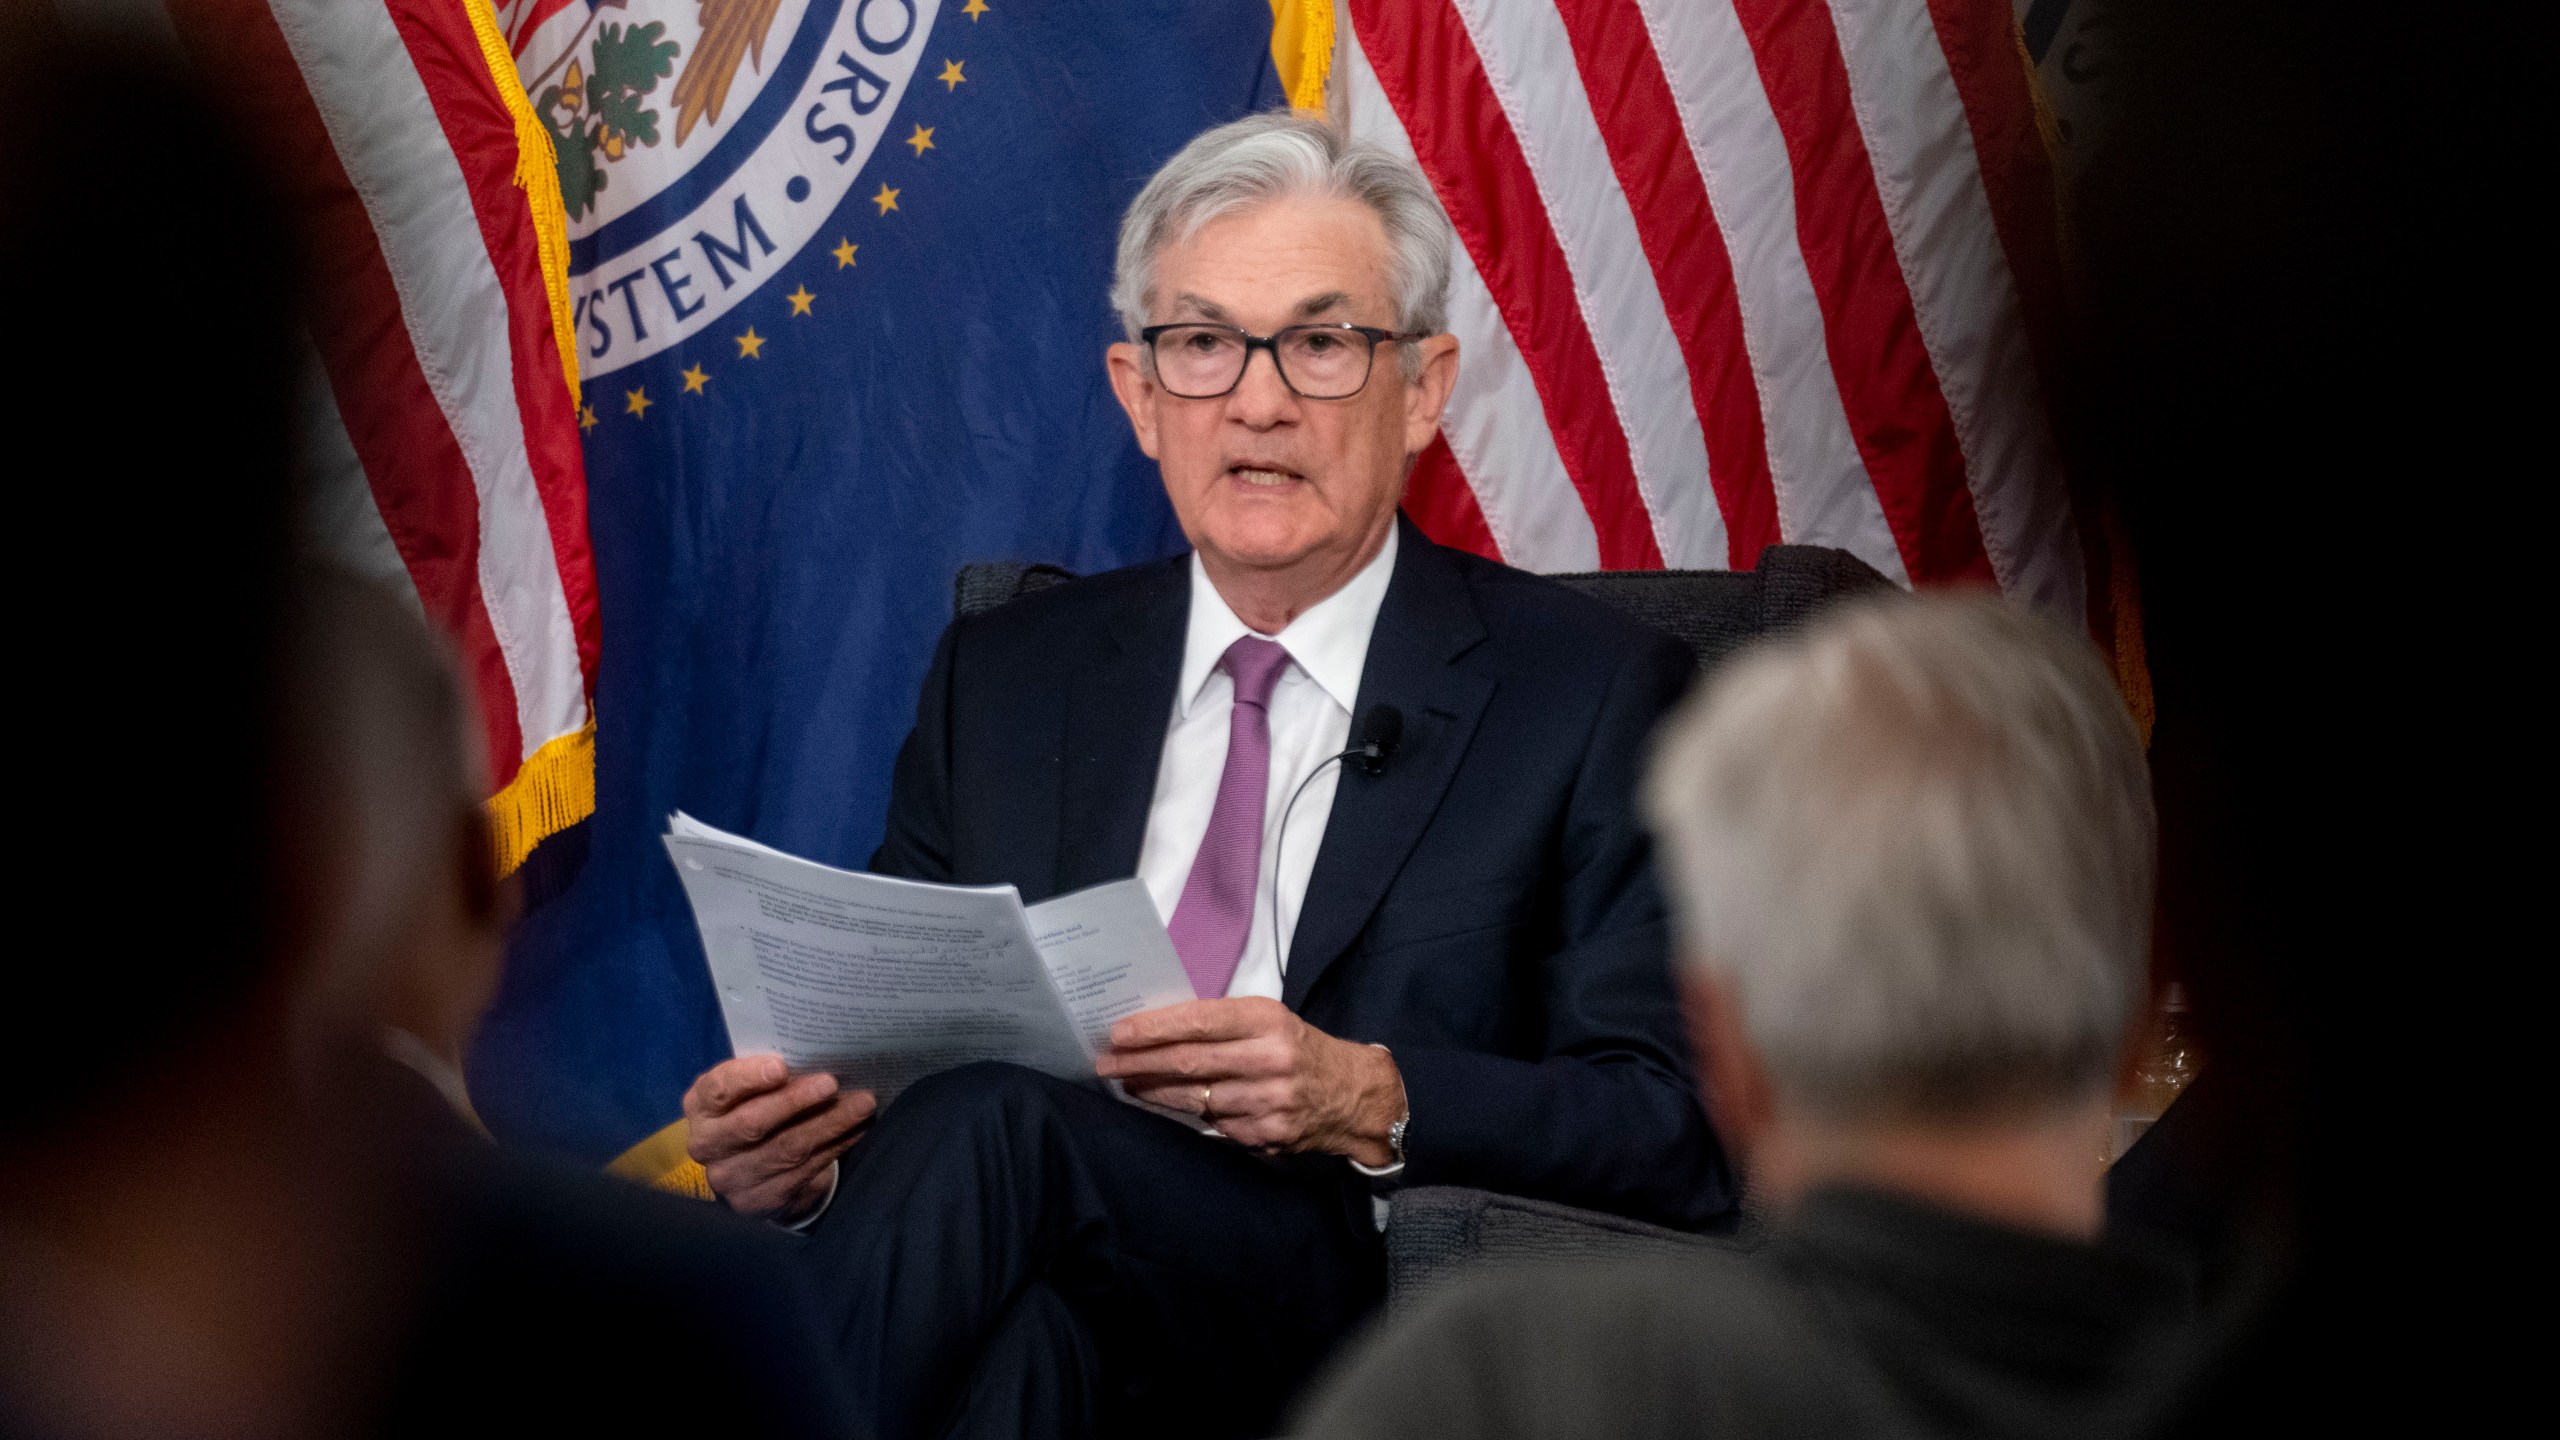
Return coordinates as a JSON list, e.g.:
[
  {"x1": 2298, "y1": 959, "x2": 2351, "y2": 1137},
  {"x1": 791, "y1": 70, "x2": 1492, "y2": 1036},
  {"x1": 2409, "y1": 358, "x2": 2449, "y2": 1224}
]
[{"x1": 682, "y1": 1055, "x2": 876, "y2": 1223}]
